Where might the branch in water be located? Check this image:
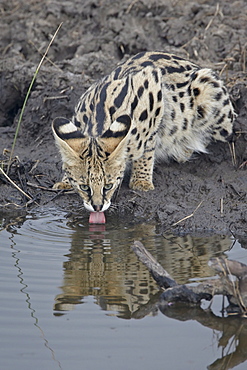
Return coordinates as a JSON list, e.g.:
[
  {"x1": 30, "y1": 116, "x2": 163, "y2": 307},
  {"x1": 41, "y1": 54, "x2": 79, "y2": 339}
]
[{"x1": 131, "y1": 241, "x2": 247, "y2": 314}]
